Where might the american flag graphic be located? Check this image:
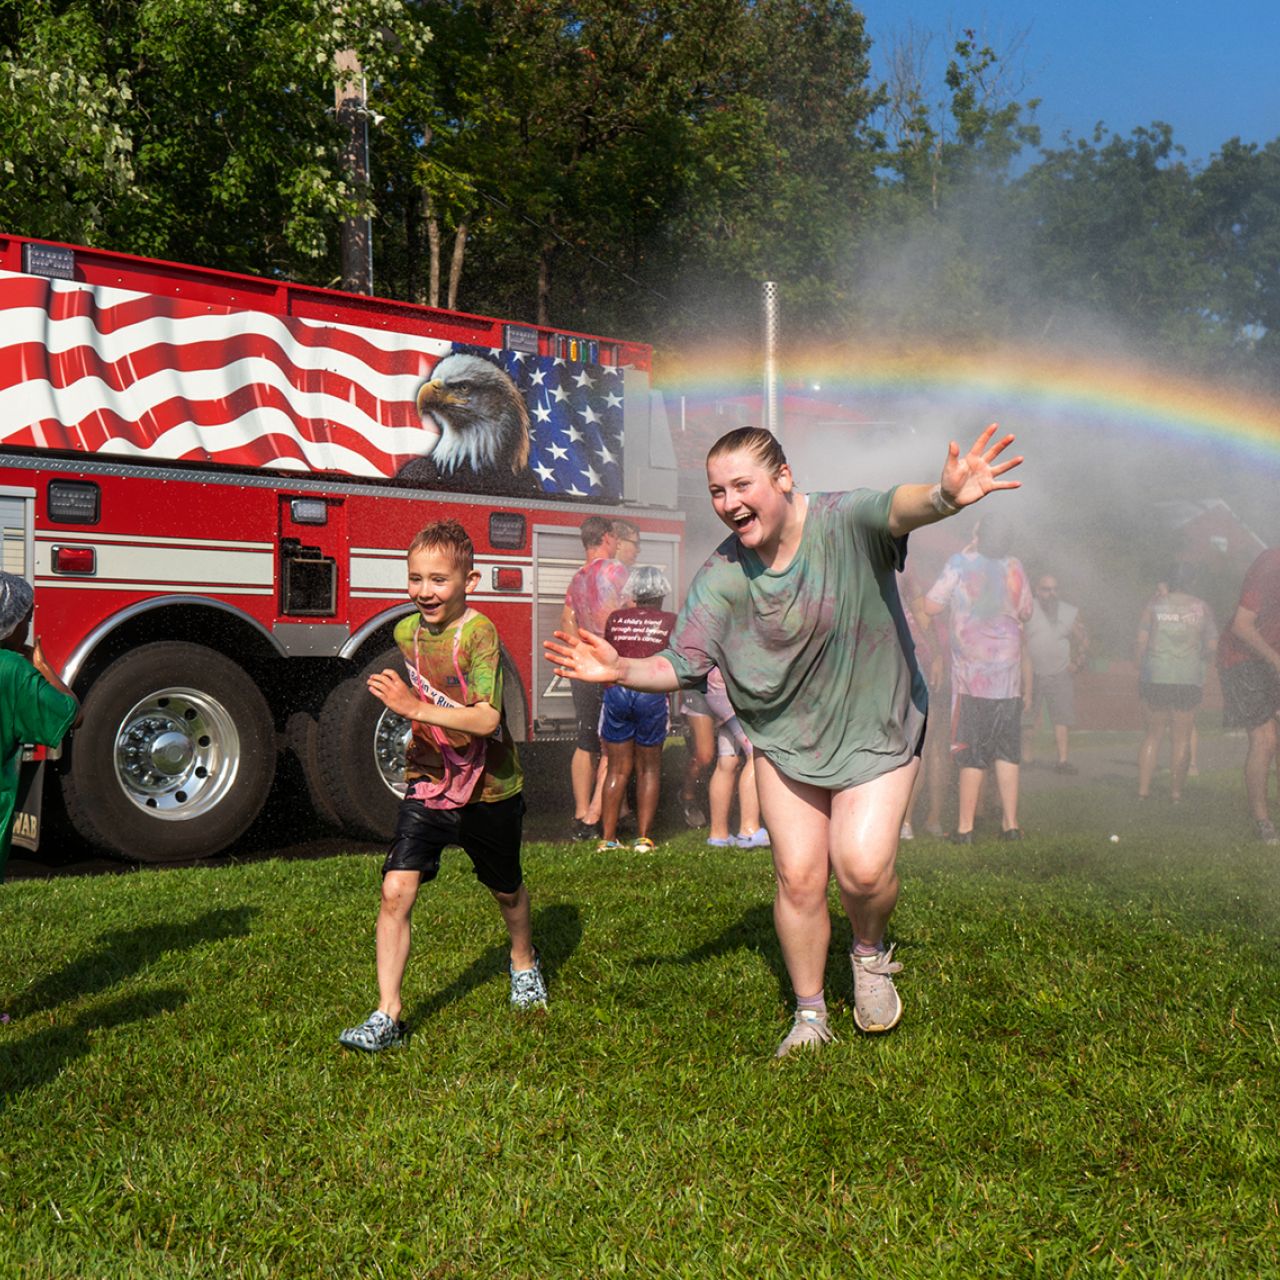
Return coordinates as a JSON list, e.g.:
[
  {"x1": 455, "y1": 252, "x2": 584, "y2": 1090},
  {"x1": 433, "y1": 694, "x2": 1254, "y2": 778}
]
[
  {"x1": 460, "y1": 345, "x2": 626, "y2": 501},
  {"x1": 0, "y1": 269, "x2": 624, "y2": 498}
]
